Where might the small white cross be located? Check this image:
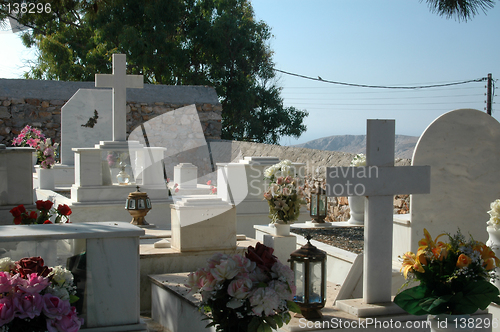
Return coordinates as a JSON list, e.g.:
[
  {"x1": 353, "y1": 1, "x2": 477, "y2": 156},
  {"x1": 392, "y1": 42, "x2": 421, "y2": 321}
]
[
  {"x1": 326, "y1": 120, "x2": 430, "y2": 304},
  {"x1": 95, "y1": 54, "x2": 143, "y2": 142}
]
